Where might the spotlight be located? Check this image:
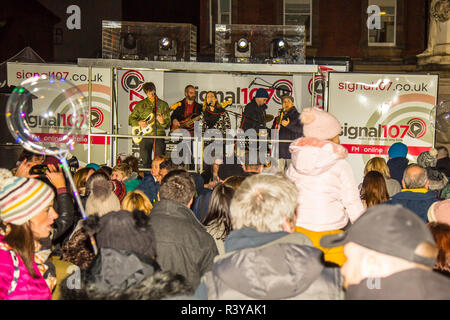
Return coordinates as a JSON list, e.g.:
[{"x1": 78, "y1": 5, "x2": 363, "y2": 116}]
[
  {"x1": 270, "y1": 38, "x2": 289, "y2": 63},
  {"x1": 120, "y1": 32, "x2": 139, "y2": 60},
  {"x1": 234, "y1": 38, "x2": 251, "y2": 63},
  {"x1": 236, "y1": 38, "x2": 249, "y2": 52},
  {"x1": 159, "y1": 37, "x2": 172, "y2": 51},
  {"x1": 157, "y1": 37, "x2": 177, "y2": 61}
]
